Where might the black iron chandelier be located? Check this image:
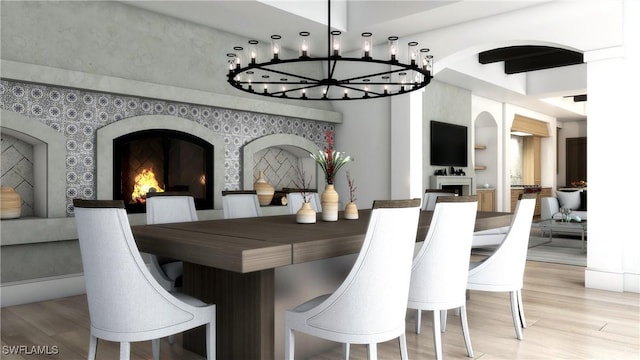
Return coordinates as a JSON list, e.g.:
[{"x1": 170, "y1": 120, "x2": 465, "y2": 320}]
[{"x1": 226, "y1": 0, "x2": 433, "y2": 100}]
